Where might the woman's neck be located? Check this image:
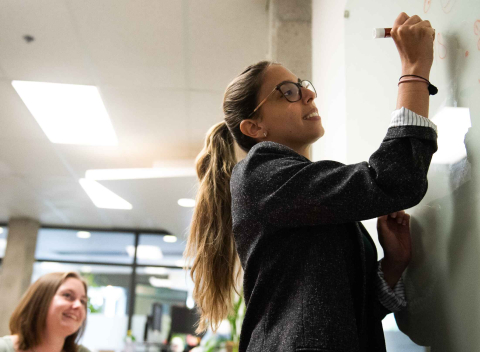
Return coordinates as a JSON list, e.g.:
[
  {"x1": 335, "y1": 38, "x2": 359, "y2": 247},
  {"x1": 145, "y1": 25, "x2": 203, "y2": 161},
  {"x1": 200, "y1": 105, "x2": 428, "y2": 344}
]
[
  {"x1": 33, "y1": 333, "x2": 65, "y2": 352},
  {"x1": 285, "y1": 142, "x2": 311, "y2": 160},
  {"x1": 262, "y1": 139, "x2": 312, "y2": 159},
  {"x1": 10, "y1": 334, "x2": 64, "y2": 352},
  {"x1": 296, "y1": 145, "x2": 311, "y2": 160}
]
